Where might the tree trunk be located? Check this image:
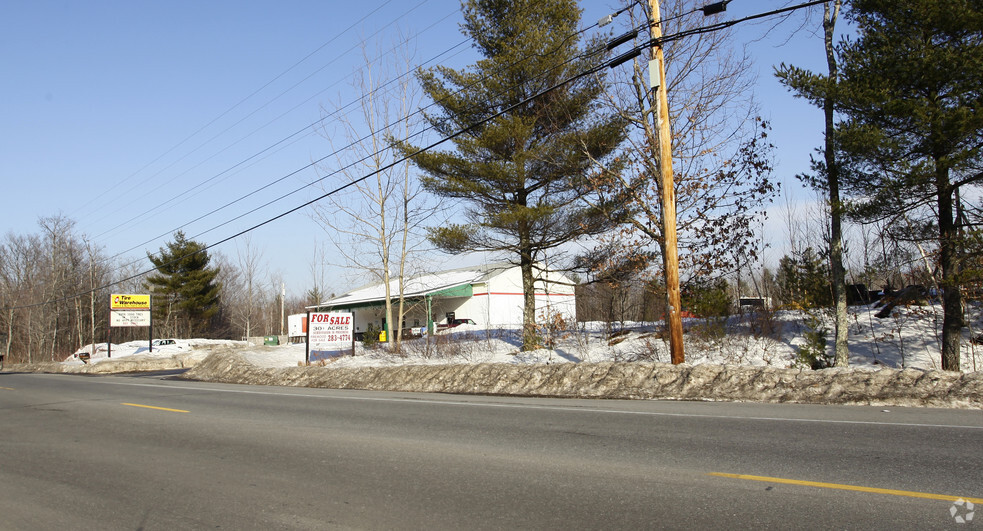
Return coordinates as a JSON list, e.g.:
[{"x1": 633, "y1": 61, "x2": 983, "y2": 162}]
[
  {"x1": 824, "y1": 0, "x2": 849, "y2": 367},
  {"x1": 520, "y1": 244, "x2": 538, "y2": 351},
  {"x1": 5, "y1": 309, "x2": 13, "y2": 360},
  {"x1": 938, "y1": 167, "x2": 962, "y2": 371}
]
